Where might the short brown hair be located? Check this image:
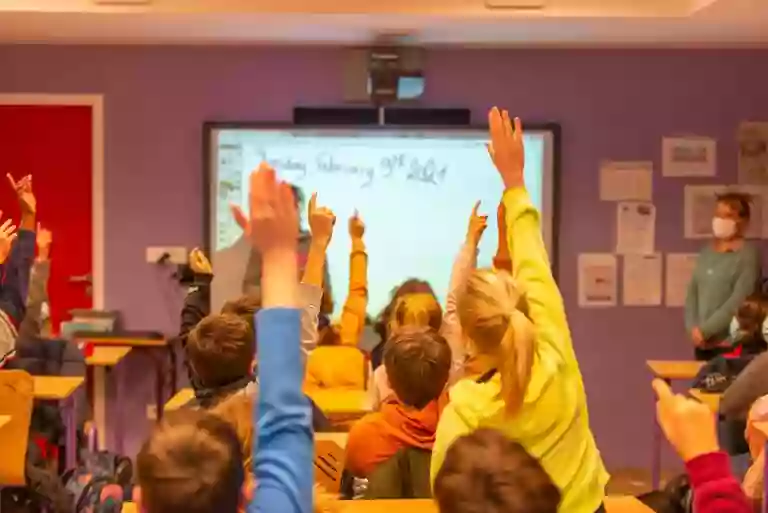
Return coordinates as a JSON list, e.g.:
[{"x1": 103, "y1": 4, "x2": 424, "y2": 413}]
[
  {"x1": 211, "y1": 392, "x2": 253, "y2": 470},
  {"x1": 717, "y1": 192, "x2": 752, "y2": 220},
  {"x1": 187, "y1": 314, "x2": 254, "y2": 389},
  {"x1": 383, "y1": 326, "x2": 450, "y2": 409},
  {"x1": 136, "y1": 409, "x2": 244, "y2": 513},
  {"x1": 221, "y1": 294, "x2": 261, "y2": 332},
  {"x1": 434, "y1": 429, "x2": 560, "y2": 513}
]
